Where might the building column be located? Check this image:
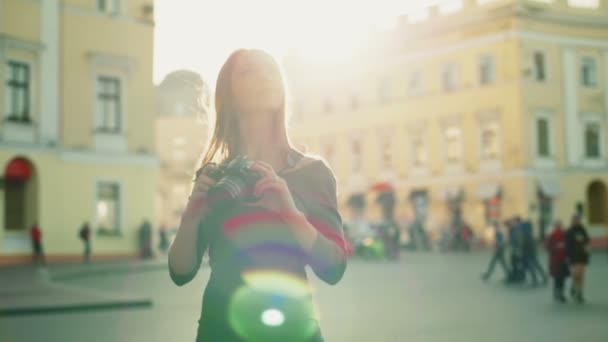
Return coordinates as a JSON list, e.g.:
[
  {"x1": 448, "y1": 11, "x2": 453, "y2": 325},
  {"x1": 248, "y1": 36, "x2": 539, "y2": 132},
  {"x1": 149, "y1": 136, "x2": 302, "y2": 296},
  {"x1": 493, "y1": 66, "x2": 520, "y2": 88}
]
[
  {"x1": 40, "y1": 0, "x2": 59, "y2": 146},
  {"x1": 562, "y1": 47, "x2": 579, "y2": 166}
]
